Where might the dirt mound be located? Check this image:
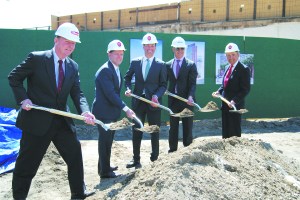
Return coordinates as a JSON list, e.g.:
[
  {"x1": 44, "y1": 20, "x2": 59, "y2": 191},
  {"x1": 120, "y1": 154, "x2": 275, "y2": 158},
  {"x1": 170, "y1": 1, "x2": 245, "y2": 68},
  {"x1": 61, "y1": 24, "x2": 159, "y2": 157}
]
[
  {"x1": 106, "y1": 137, "x2": 300, "y2": 200},
  {"x1": 201, "y1": 101, "x2": 219, "y2": 112},
  {"x1": 172, "y1": 108, "x2": 194, "y2": 117},
  {"x1": 109, "y1": 118, "x2": 134, "y2": 130},
  {"x1": 1, "y1": 118, "x2": 300, "y2": 199}
]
